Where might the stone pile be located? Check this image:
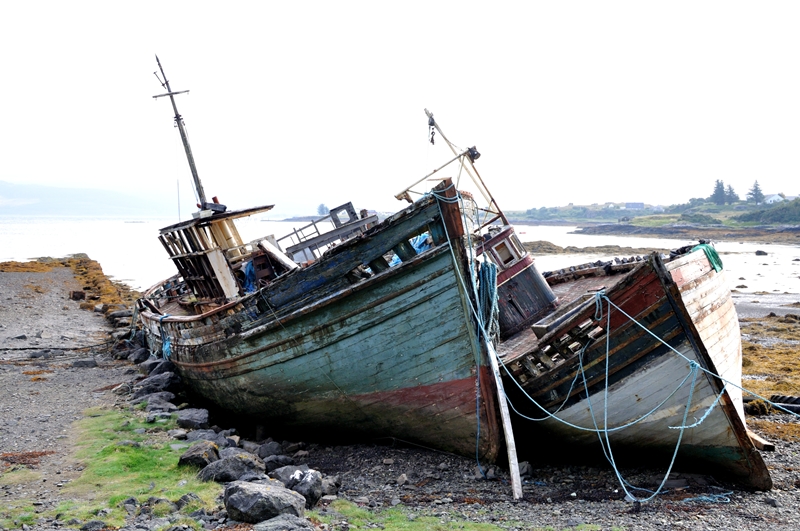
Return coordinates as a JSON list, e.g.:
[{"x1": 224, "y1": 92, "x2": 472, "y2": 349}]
[{"x1": 105, "y1": 338, "x2": 339, "y2": 530}]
